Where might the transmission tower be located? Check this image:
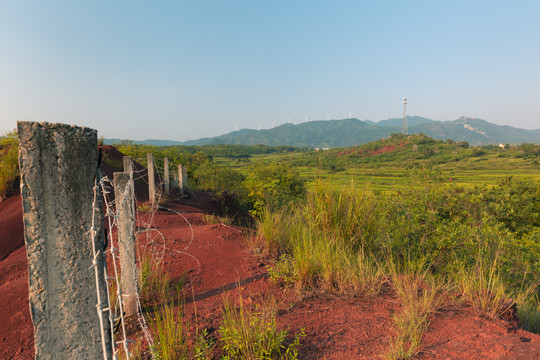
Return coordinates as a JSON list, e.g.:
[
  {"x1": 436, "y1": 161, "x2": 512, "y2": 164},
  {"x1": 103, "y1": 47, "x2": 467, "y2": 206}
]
[{"x1": 402, "y1": 97, "x2": 408, "y2": 135}]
